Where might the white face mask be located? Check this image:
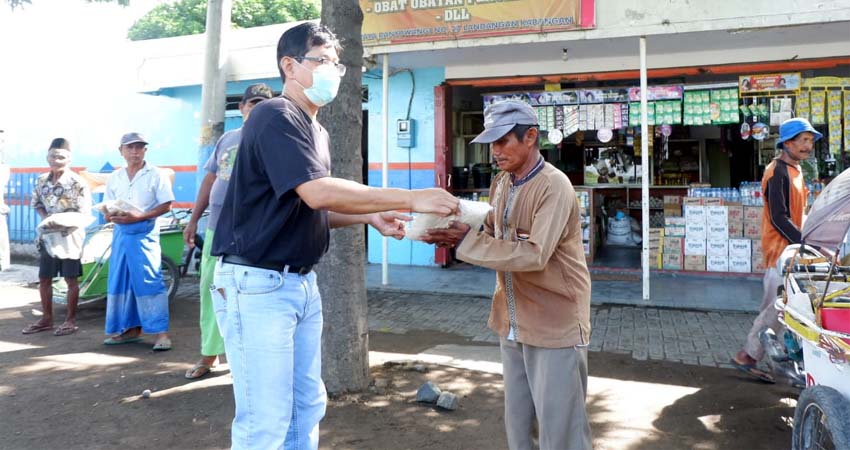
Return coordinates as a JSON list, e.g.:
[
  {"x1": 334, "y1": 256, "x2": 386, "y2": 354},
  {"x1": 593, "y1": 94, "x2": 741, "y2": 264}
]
[
  {"x1": 295, "y1": 62, "x2": 341, "y2": 107},
  {"x1": 47, "y1": 148, "x2": 71, "y2": 170}
]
